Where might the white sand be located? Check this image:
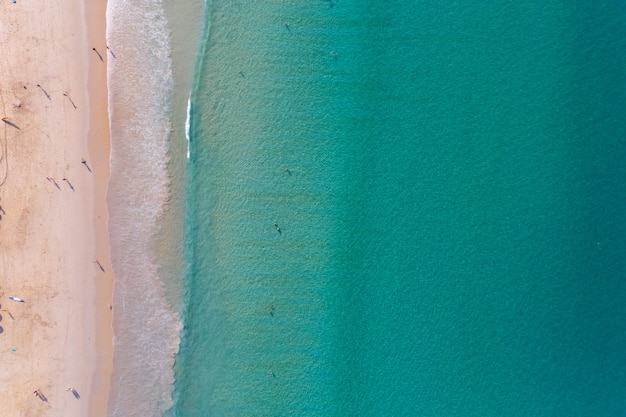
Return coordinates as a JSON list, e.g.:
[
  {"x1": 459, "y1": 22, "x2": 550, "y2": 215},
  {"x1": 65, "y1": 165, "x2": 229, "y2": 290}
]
[{"x1": 0, "y1": 0, "x2": 113, "y2": 416}]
